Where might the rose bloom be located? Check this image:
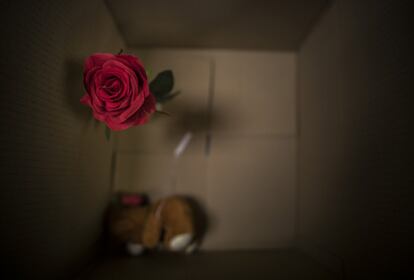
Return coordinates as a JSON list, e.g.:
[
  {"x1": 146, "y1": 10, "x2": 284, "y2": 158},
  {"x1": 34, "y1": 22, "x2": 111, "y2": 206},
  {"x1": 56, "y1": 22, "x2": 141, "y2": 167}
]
[{"x1": 81, "y1": 53, "x2": 156, "y2": 130}]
